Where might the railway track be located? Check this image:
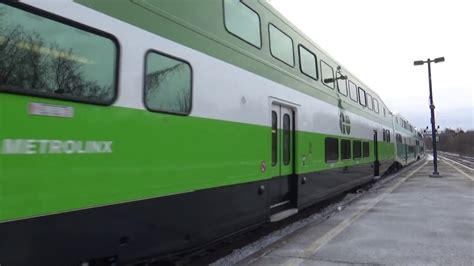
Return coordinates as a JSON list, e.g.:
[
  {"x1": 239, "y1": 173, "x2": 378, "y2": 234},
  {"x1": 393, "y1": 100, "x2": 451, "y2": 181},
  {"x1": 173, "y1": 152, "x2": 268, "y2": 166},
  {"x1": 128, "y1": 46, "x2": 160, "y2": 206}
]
[
  {"x1": 437, "y1": 151, "x2": 474, "y2": 170},
  {"x1": 126, "y1": 160, "x2": 425, "y2": 266}
]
